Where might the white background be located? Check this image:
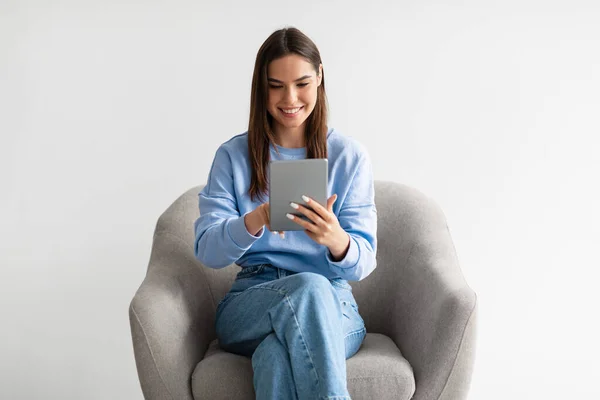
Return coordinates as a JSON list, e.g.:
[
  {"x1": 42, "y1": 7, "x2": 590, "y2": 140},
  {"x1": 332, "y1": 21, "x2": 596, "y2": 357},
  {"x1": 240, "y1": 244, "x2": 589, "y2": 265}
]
[{"x1": 2, "y1": 1, "x2": 599, "y2": 399}]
